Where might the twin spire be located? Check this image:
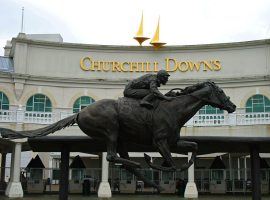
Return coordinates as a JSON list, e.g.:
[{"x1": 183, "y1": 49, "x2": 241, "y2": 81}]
[
  {"x1": 133, "y1": 13, "x2": 149, "y2": 46},
  {"x1": 133, "y1": 13, "x2": 166, "y2": 49}
]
